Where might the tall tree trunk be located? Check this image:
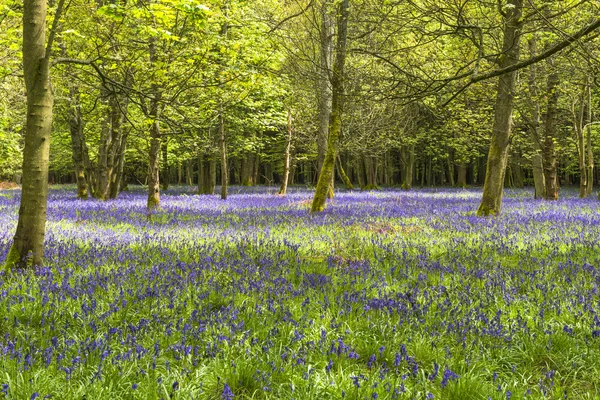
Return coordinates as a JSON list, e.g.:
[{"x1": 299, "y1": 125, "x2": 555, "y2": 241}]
[
  {"x1": 68, "y1": 86, "x2": 88, "y2": 199},
  {"x1": 311, "y1": 0, "x2": 349, "y2": 212},
  {"x1": 317, "y1": 0, "x2": 334, "y2": 174},
  {"x1": 278, "y1": 109, "x2": 293, "y2": 195},
  {"x1": 5, "y1": 0, "x2": 57, "y2": 269},
  {"x1": 178, "y1": 162, "x2": 183, "y2": 185},
  {"x1": 477, "y1": 0, "x2": 523, "y2": 216},
  {"x1": 161, "y1": 139, "x2": 169, "y2": 191},
  {"x1": 147, "y1": 35, "x2": 162, "y2": 209},
  {"x1": 147, "y1": 104, "x2": 161, "y2": 208},
  {"x1": 96, "y1": 96, "x2": 112, "y2": 200},
  {"x1": 586, "y1": 84, "x2": 594, "y2": 196},
  {"x1": 542, "y1": 65, "x2": 560, "y2": 201},
  {"x1": 526, "y1": 37, "x2": 546, "y2": 198},
  {"x1": 573, "y1": 87, "x2": 587, "y2": 197},
  {"x1": 219, "y1": 112, "x2": 228, "y2": 200}
]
